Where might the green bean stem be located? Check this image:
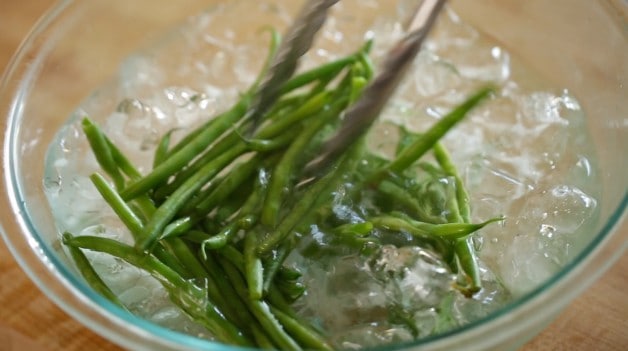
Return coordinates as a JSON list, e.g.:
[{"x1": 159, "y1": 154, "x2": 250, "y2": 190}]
[{"x1": 64, "y1": 235, "x2": 251, "y2": 346}]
